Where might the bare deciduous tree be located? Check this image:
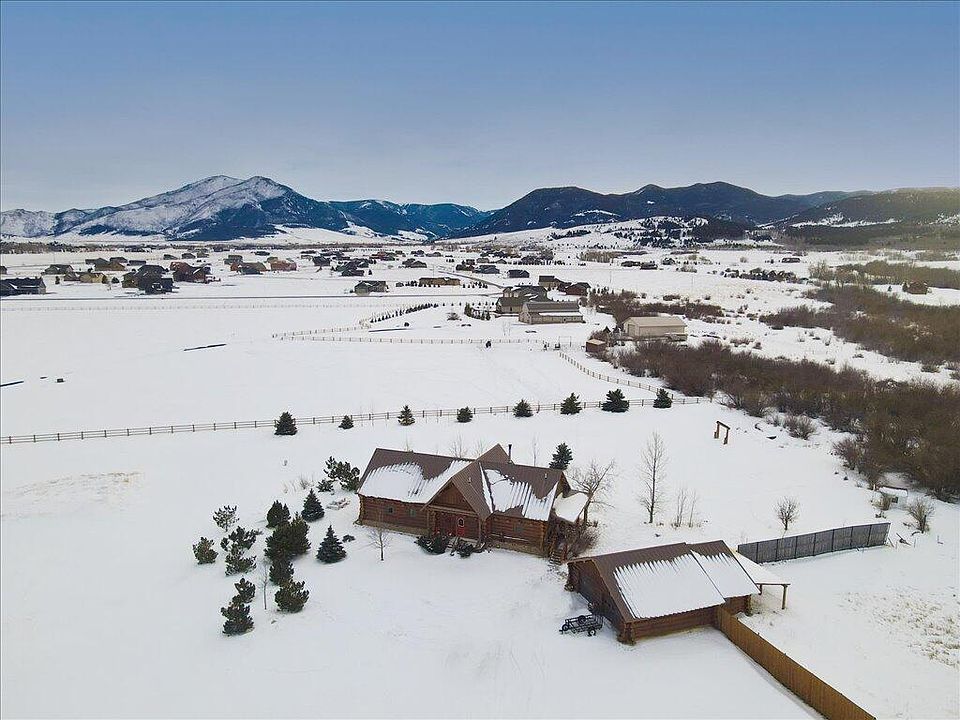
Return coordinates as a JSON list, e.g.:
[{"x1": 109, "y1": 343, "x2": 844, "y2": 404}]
[
  {"x1": 640, "y1": 433, "x2": 668, "y2": 524},
  {"x1": 686, "y1": 489, "x2": 700, "y2": 528},
  {"x1": 257, "y1": 556, "x2": 270, "y2": 610},
  {"x1": 672, "y1": 486, "x2": 689, "y2": 529},
  {"x1": 570, "y1": 459, "x2": 616, "y2": 525},
  {"x1": 776, "y1": 497, "x2": 800, "y2": 532},
  {"x1": 530, "y1": 436, "x2": 539, "y2": 466},
  {"x1": 906, "y1": 496, "x2": 934, "y2": 533},
  {"x1": 448, "y1": 435, "x2": 467, "y2": 459}
]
